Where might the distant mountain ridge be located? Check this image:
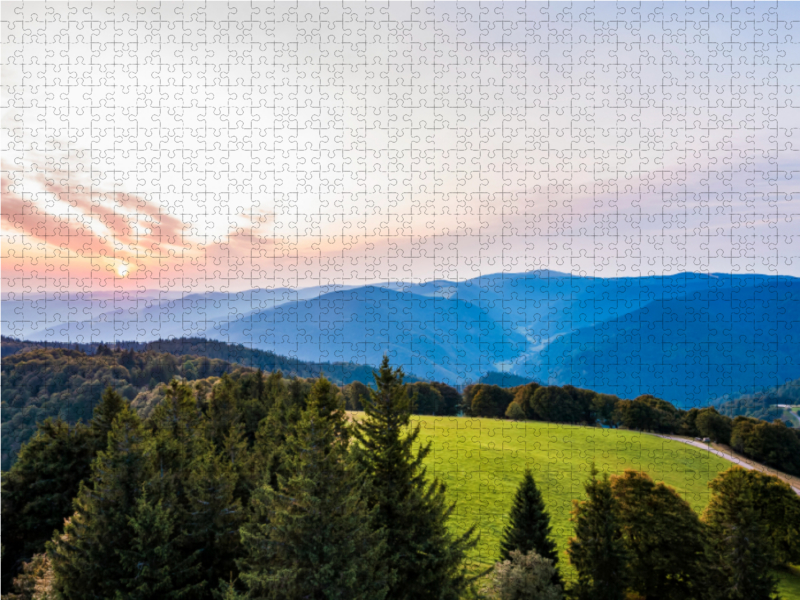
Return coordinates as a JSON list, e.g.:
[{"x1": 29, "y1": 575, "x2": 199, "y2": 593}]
[{"x1": 3, "y1": 271, "x2": 798, "y2": 405}]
